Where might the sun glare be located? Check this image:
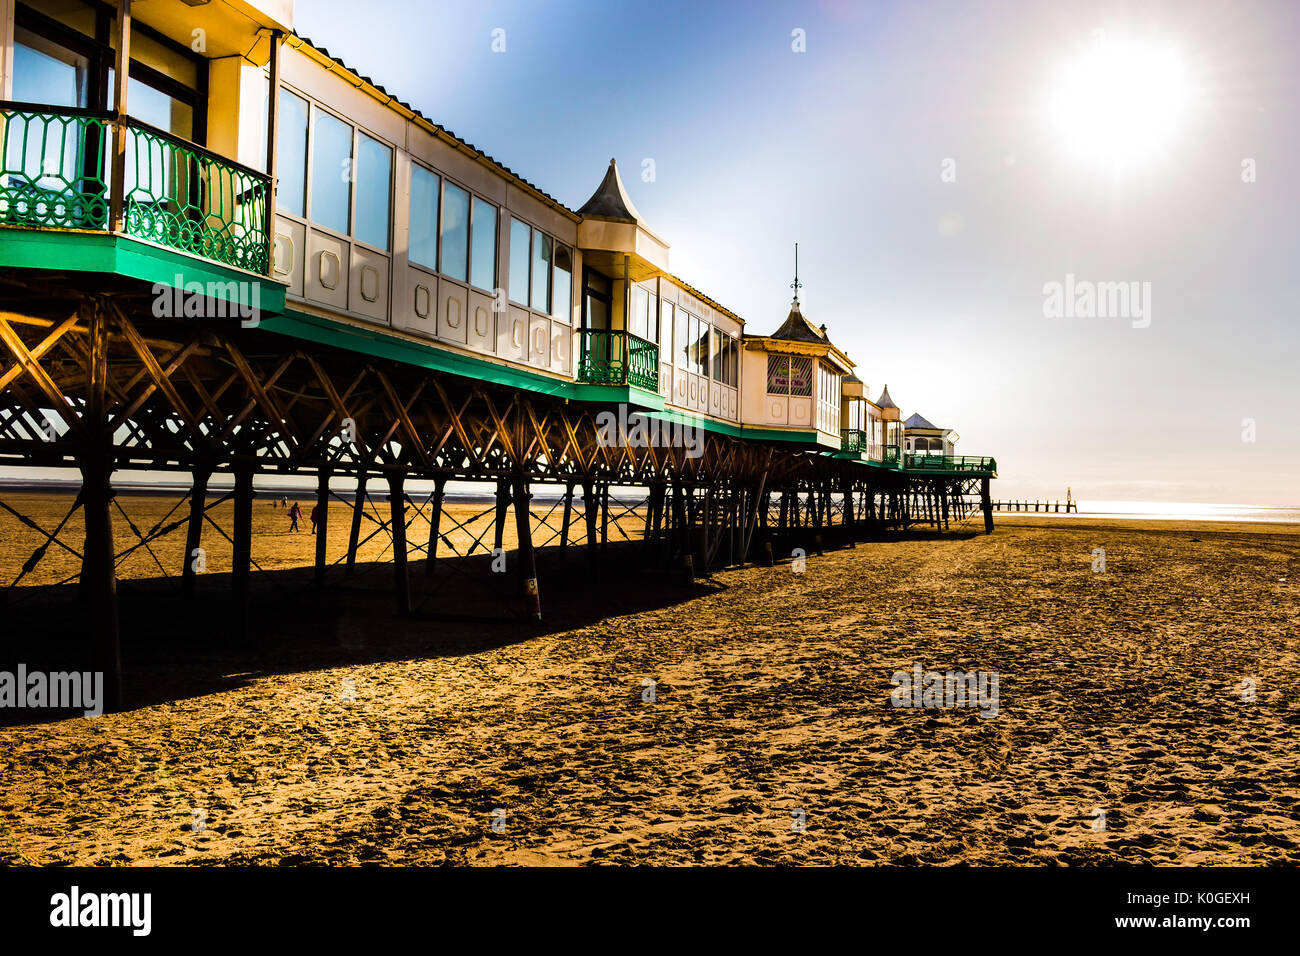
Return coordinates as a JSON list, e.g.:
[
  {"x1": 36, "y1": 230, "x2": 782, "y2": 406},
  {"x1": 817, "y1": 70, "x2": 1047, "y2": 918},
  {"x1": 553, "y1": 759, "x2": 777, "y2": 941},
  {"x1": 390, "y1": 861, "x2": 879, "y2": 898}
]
[{"x1": 1046, "y1": 34, "x2": 1192, "y2": 175}]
